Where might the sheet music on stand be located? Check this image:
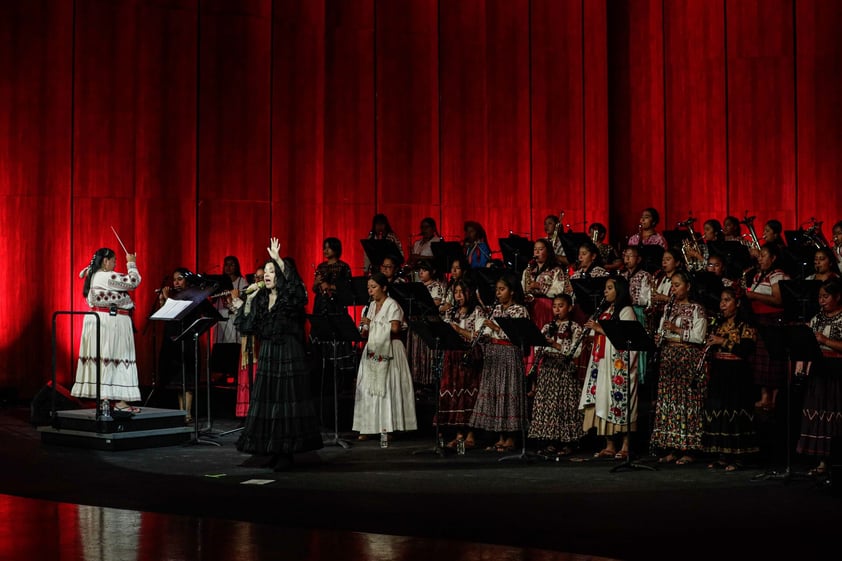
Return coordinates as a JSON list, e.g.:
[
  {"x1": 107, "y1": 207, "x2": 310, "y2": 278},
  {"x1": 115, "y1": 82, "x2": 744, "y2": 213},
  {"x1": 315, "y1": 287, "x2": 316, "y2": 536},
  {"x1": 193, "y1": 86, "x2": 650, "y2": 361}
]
[{"x1": 150, "y1": 298, "x2": 193, "y2": 320}]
